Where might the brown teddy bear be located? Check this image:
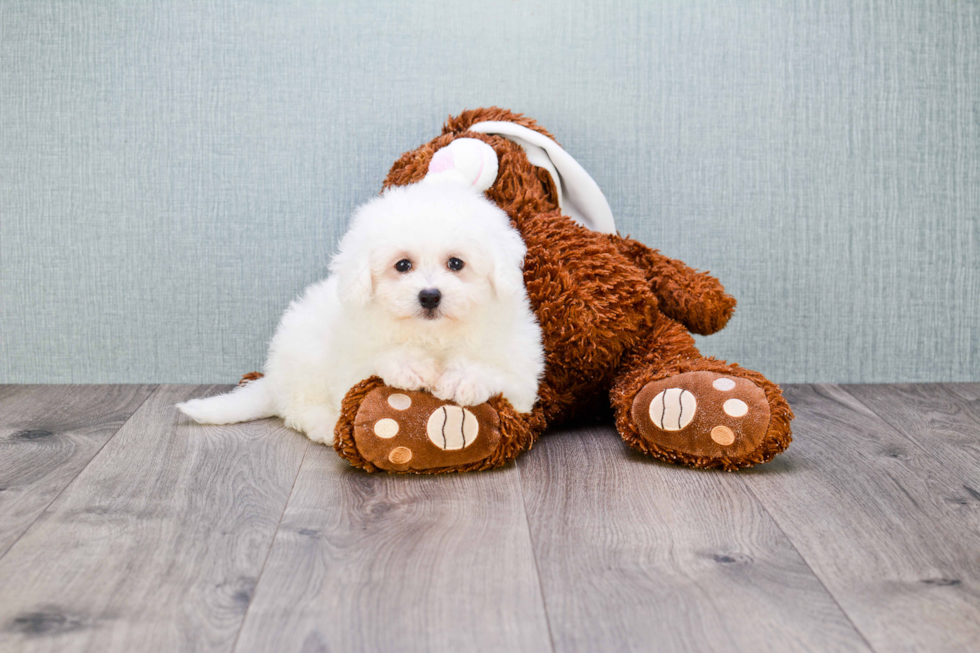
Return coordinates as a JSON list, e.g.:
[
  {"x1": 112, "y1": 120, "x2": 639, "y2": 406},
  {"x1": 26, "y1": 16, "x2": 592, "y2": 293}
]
[{"x1": 255, "y1": 107, "x2": 793, "y2": 473}]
